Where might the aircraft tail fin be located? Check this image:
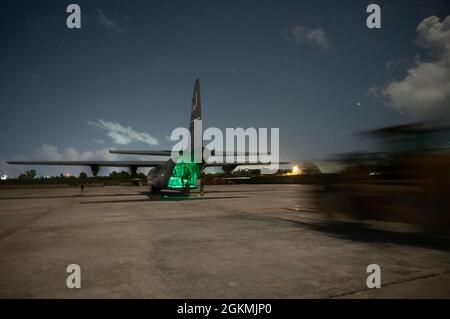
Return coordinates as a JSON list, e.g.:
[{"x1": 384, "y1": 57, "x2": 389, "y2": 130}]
[
  {"x1": 189, "y1": 79, "x2": 202, "y2": 154},
  {"x1": 189, "y1": 78, "x2": 202, "y2": 133}
]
